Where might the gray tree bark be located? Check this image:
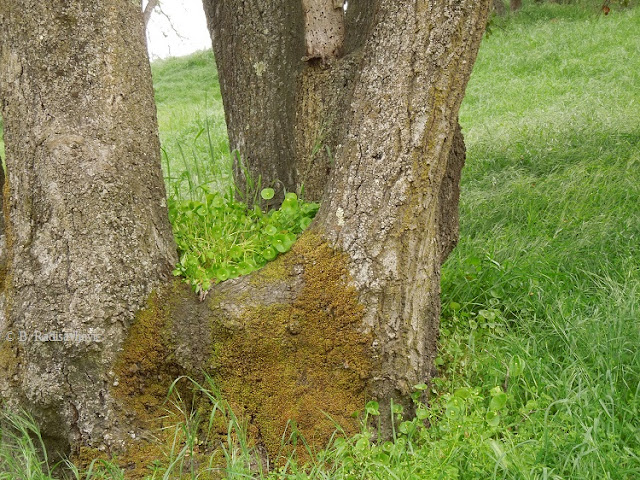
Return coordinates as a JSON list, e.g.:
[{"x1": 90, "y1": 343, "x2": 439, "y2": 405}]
[
  {"x1": 0, "y1": 0, "x2": 177, "y2": 458},
  {"x1": 177, "y1": 0, "x2": 488, "y2": 456},
  {"x1": 313, "y1": 0, "x2": 488, "y2": 417},
  {"x1": 201, "y1": 0, "x2": 306, "y2": 205},
  {"x1": 202, "y1": 0, "x2": 379, "y2": 205}
]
